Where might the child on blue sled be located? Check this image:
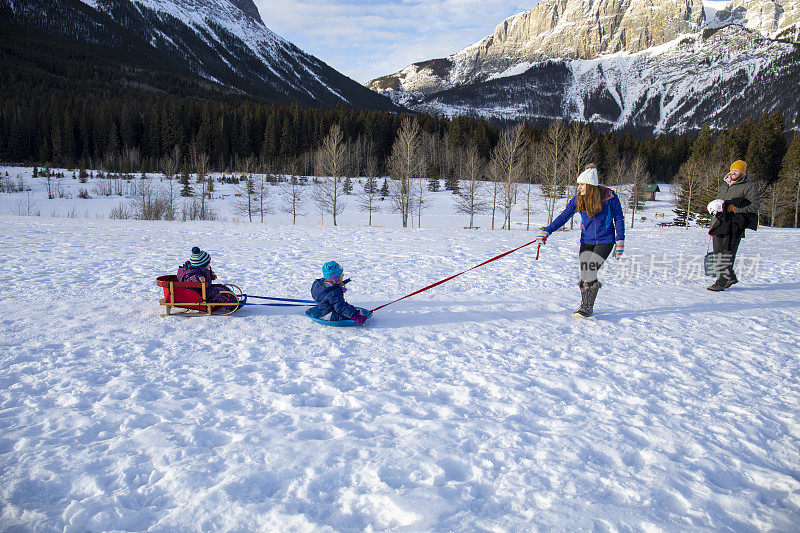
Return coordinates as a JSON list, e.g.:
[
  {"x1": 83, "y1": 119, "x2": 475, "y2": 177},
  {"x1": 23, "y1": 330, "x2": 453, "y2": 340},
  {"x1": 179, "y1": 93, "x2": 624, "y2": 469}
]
[{"x1": 311, "y1": 261, "x2": 367, "y2": 325}]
